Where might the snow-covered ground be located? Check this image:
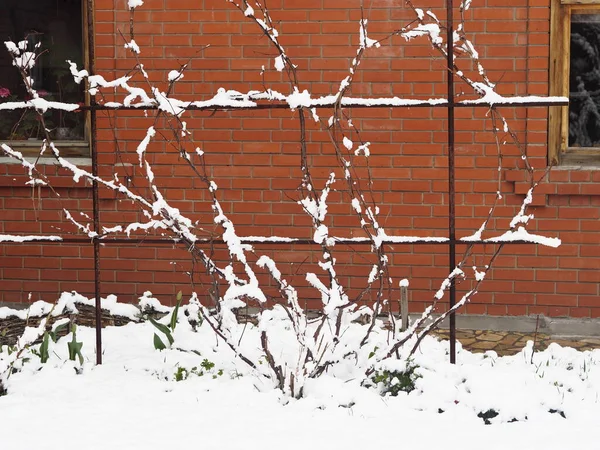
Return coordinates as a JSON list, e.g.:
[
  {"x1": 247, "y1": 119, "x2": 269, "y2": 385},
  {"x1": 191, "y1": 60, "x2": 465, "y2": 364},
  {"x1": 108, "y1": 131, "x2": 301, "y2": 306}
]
[{"x1": 1, "y1": 315, "x2": 599, "y2": 450}]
